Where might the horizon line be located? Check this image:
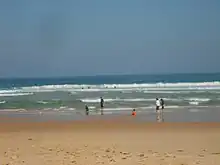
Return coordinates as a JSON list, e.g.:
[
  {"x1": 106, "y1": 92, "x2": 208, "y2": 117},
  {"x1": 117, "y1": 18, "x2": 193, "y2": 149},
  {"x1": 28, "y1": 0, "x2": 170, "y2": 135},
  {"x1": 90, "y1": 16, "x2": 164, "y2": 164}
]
[{"x1": 0, "y1": 72, "x2": 220, "y2": 79}]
